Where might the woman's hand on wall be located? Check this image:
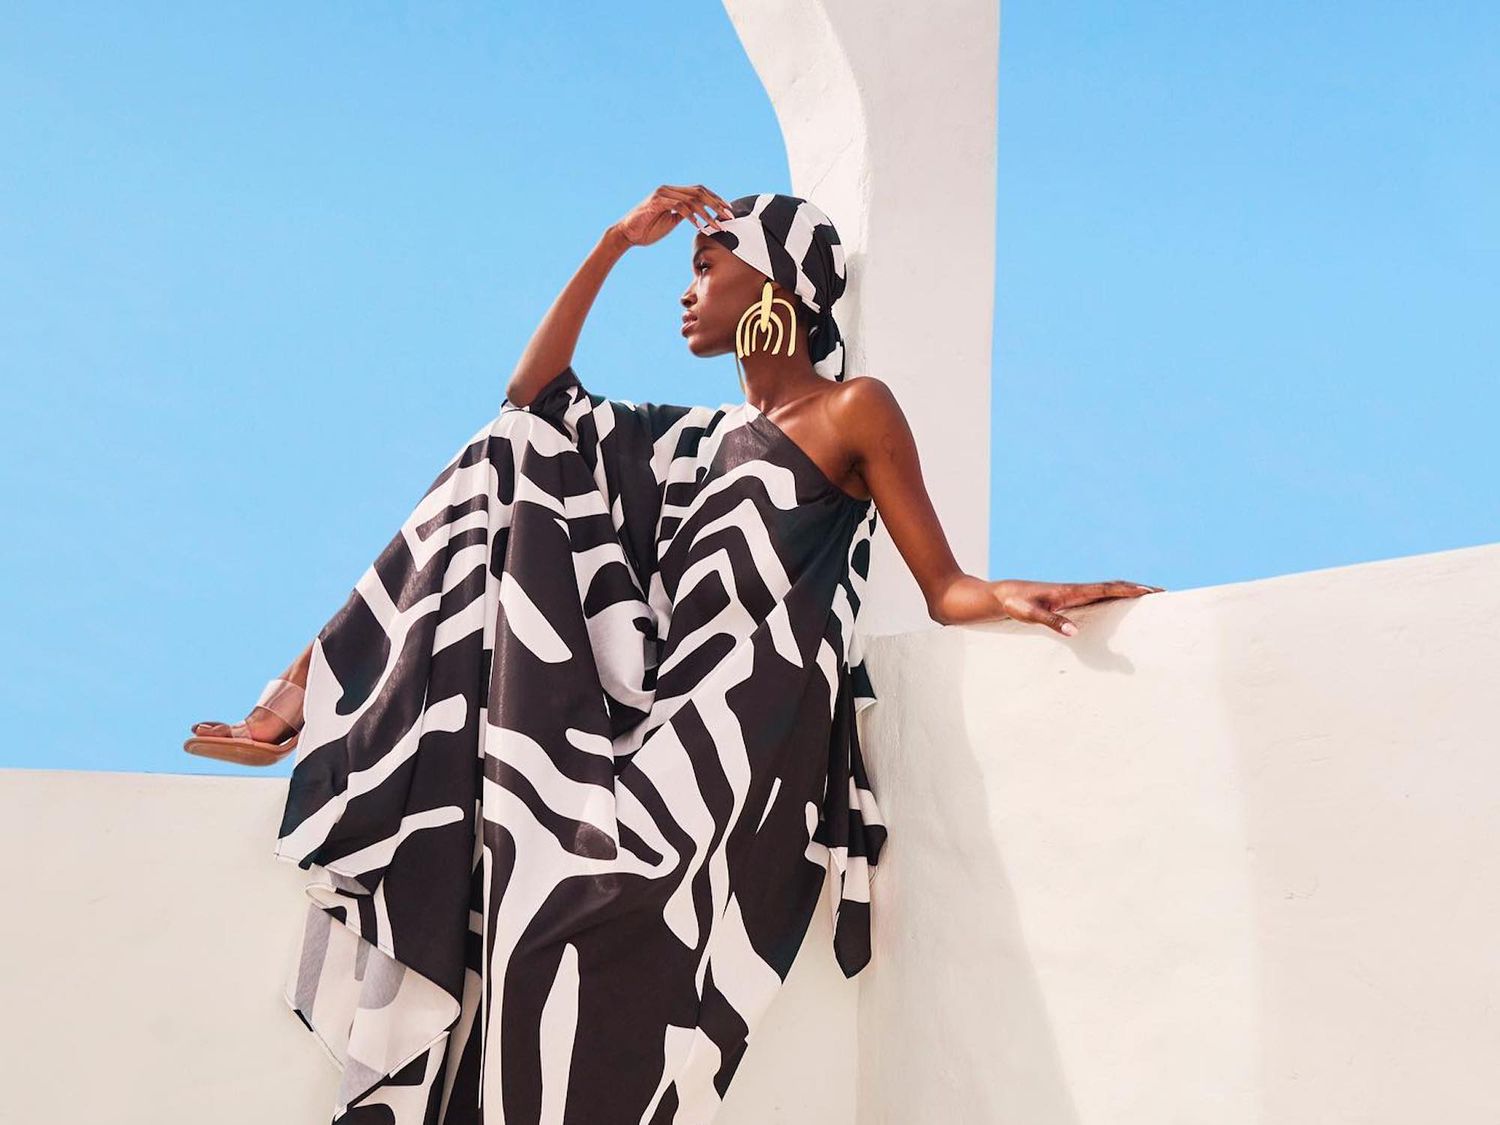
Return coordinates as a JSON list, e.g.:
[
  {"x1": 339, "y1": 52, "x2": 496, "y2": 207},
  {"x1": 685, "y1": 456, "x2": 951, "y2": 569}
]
[
  {"x1": 930, "y1": 574, "x2": 1164, "y2": 634},
  {"x1": 985, "y1": 578, "x2": 1164, "y2": 635}
]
